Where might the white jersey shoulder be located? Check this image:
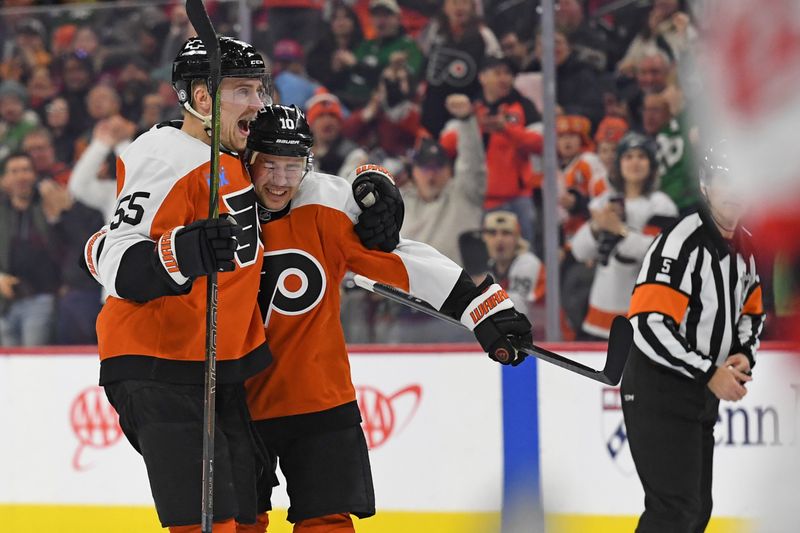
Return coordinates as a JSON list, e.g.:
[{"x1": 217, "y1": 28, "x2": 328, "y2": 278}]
[
  {"x1": 119, "y1": 125, "x2": 211, "y2": 192},
  {"x1": 99, "y1": 126, "x2": 215, "y2": 298},
  {"x1": 292, "y1": 170, "x2": 360, "y2": 224}
]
